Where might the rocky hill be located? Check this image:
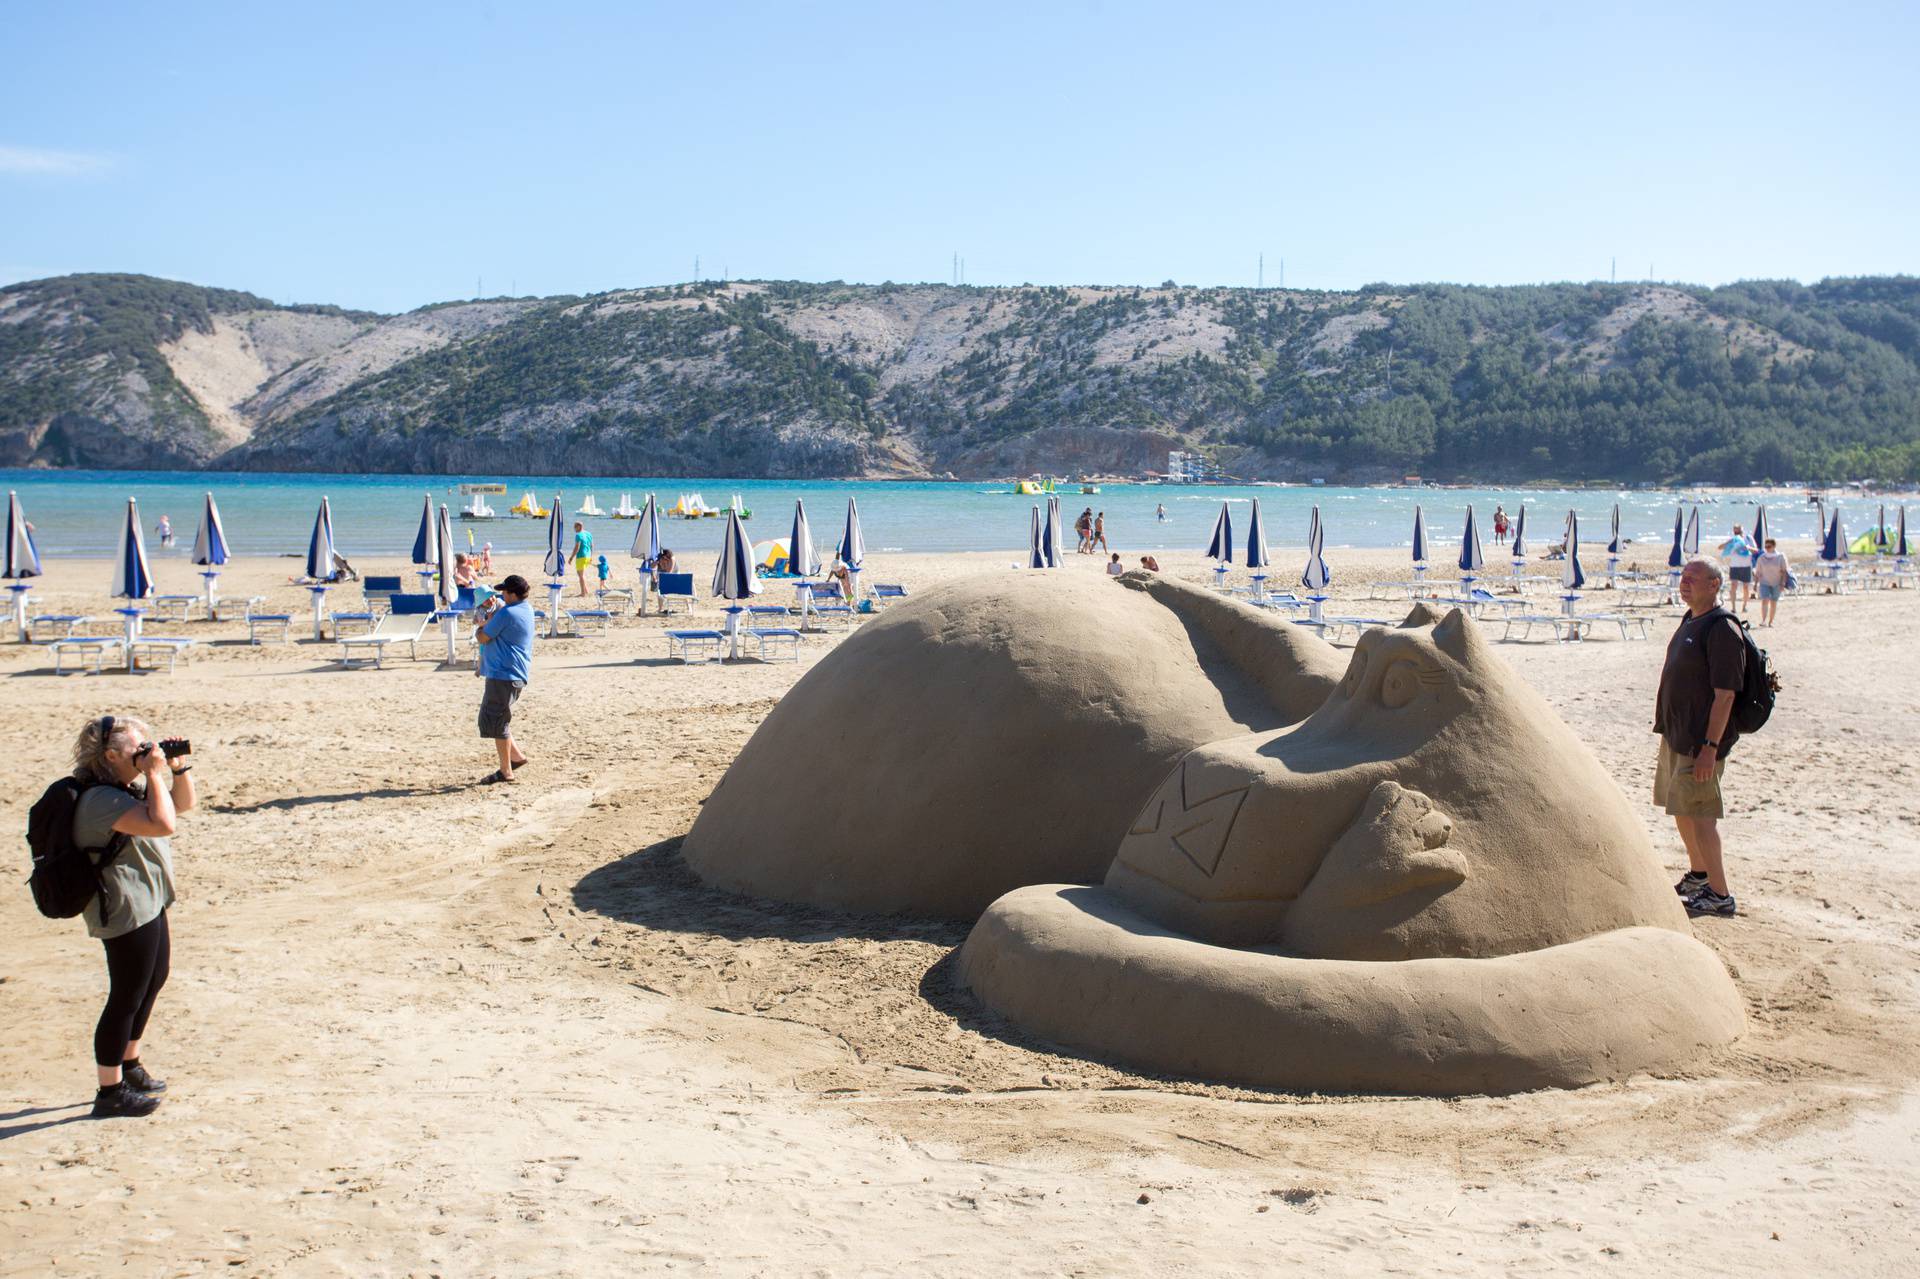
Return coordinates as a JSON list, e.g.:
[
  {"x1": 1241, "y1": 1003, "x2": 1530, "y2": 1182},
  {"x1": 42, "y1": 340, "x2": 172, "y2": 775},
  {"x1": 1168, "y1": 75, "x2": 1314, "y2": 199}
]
[{"x1": 4, "y1": 272, "x2": 1918, "y2": 483}]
